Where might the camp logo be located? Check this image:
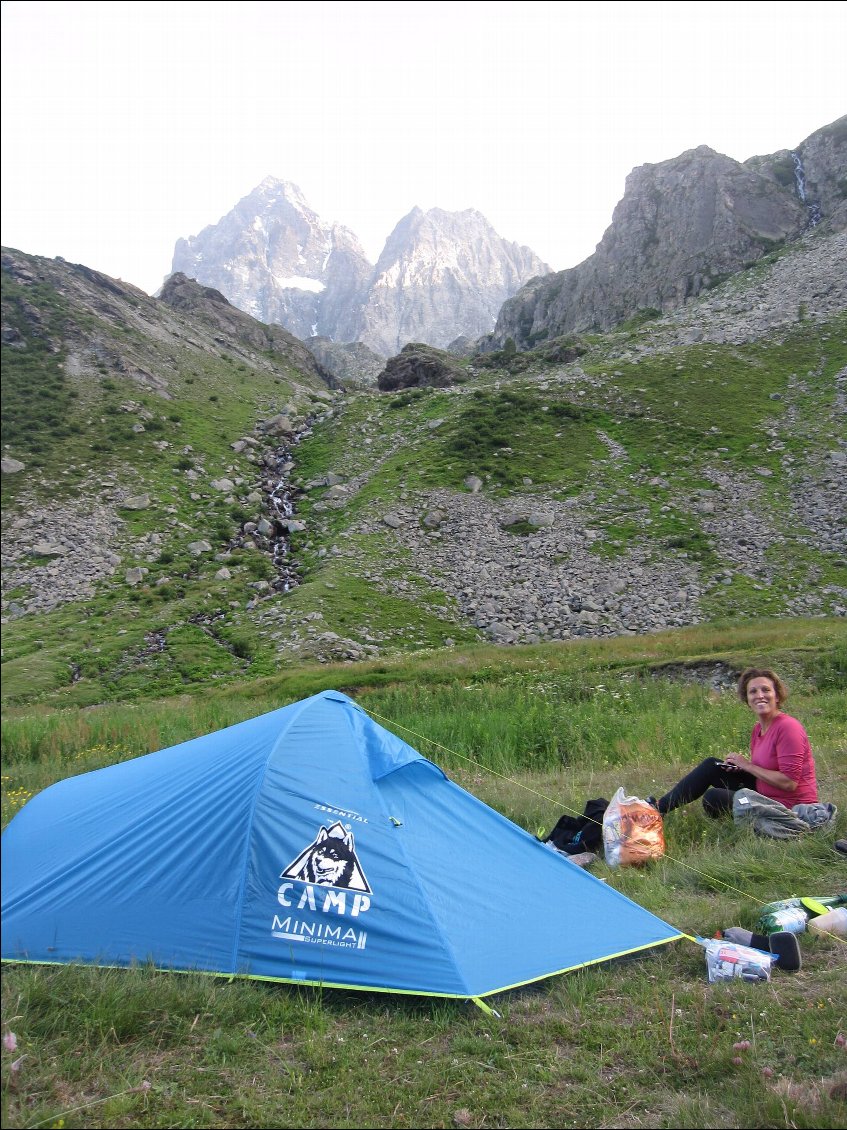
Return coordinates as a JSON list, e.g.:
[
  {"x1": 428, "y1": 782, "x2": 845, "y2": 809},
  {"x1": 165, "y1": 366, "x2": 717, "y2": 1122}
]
[
  {"x1": 281, "y1": 821, "x2": 372, "y2": 892},
  {"x1": 273, "y1": 822, "x2": 372, "y2": 952}
]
